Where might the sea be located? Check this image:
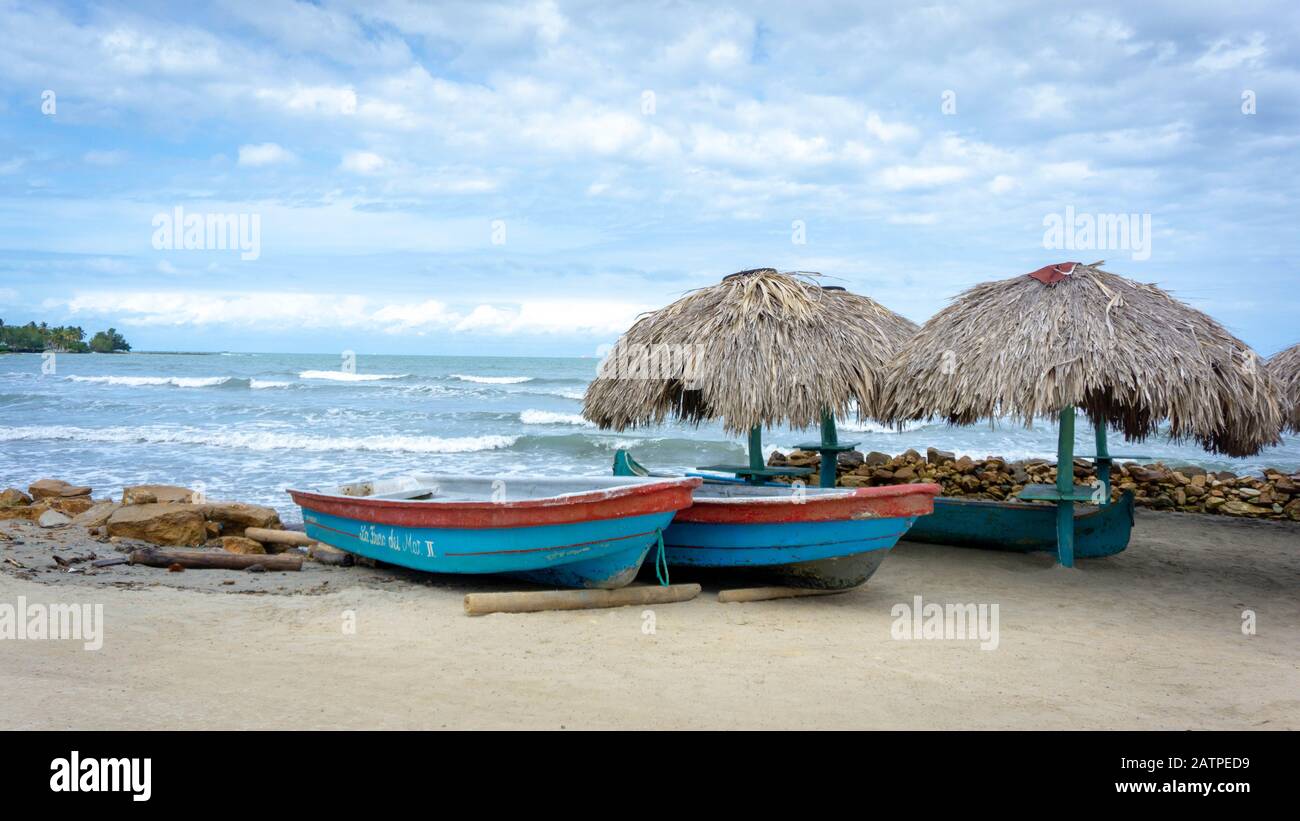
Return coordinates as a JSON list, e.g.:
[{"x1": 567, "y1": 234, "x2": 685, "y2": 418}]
[{"x1": 2, "y1": 351, "x2": 1297, "y2": 523}]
